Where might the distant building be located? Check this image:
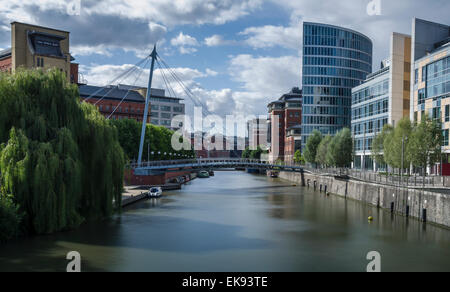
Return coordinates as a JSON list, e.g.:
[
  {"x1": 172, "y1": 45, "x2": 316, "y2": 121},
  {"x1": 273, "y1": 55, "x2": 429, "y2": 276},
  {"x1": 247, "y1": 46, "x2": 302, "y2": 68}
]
[
  {"x1": 131, "y1": 87, "x2": 185, "y2": 130},
  {"x1": 410, "y1": 18, "x2": 450, "y2": 175},
  {"x1": 351, "y1": 32, "x2": 412, "y2": 171},
  {"x1": 79, "y1": 84, "x2": 148, "y2": 122},
  {"x1": 302, "y1": 22, "x2": 373, "y2": 149},
  {"x1": 268, "y1": 87, "x2": 302, "y2": 162},
  {"x1": 247, "y1": 118, "x2": 268, "y2": 150},
  {"x1": 0, "y1": 22, "x2": 78, "y2": 84}
]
